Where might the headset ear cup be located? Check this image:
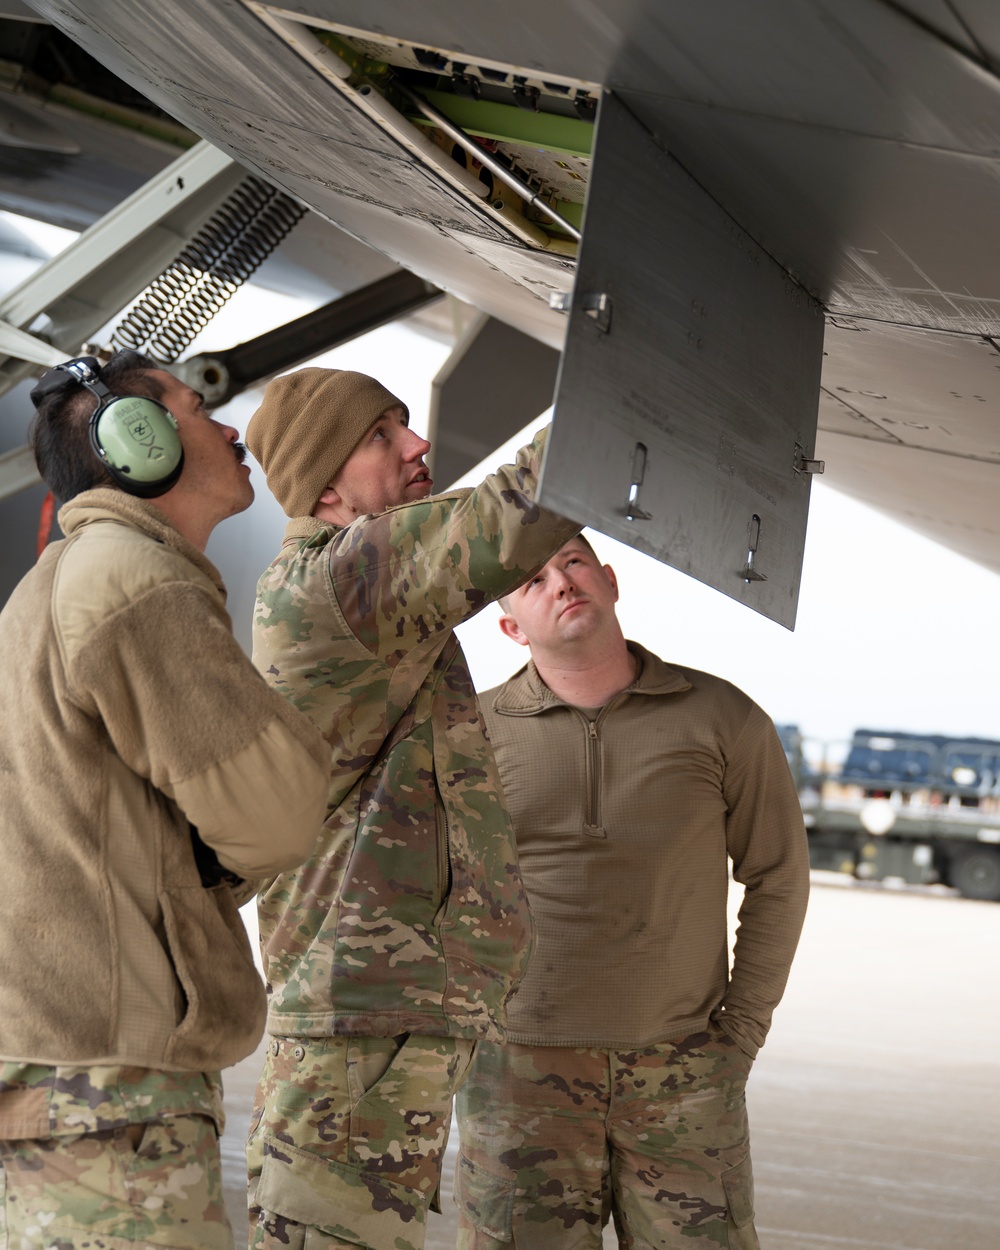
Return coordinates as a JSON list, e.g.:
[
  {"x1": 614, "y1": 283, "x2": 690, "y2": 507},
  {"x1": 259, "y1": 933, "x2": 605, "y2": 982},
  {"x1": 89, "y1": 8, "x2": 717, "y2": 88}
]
[{"x1": 90, "y1": 395, "x2": 184, "y2": 498}]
